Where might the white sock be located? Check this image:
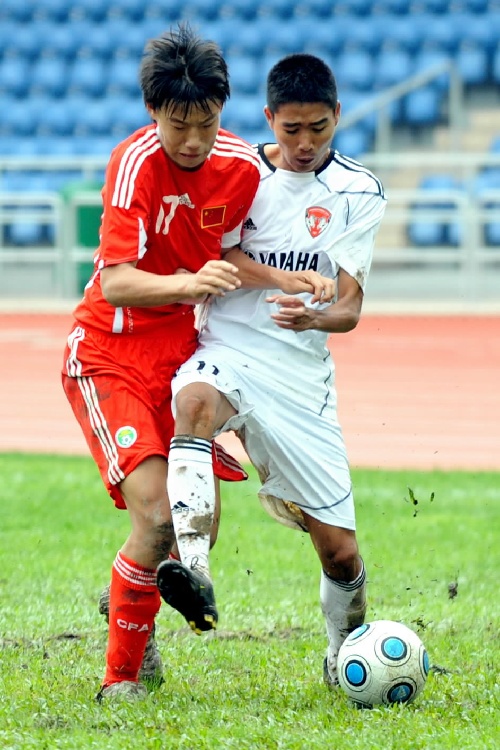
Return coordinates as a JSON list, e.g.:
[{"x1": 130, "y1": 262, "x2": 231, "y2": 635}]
[
  {"x1": 320, "y1": 561, "x2": 367, "y2": 678},
  {"x1": 167, "y1": 436, "x2": 214, "y2": 578}
]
